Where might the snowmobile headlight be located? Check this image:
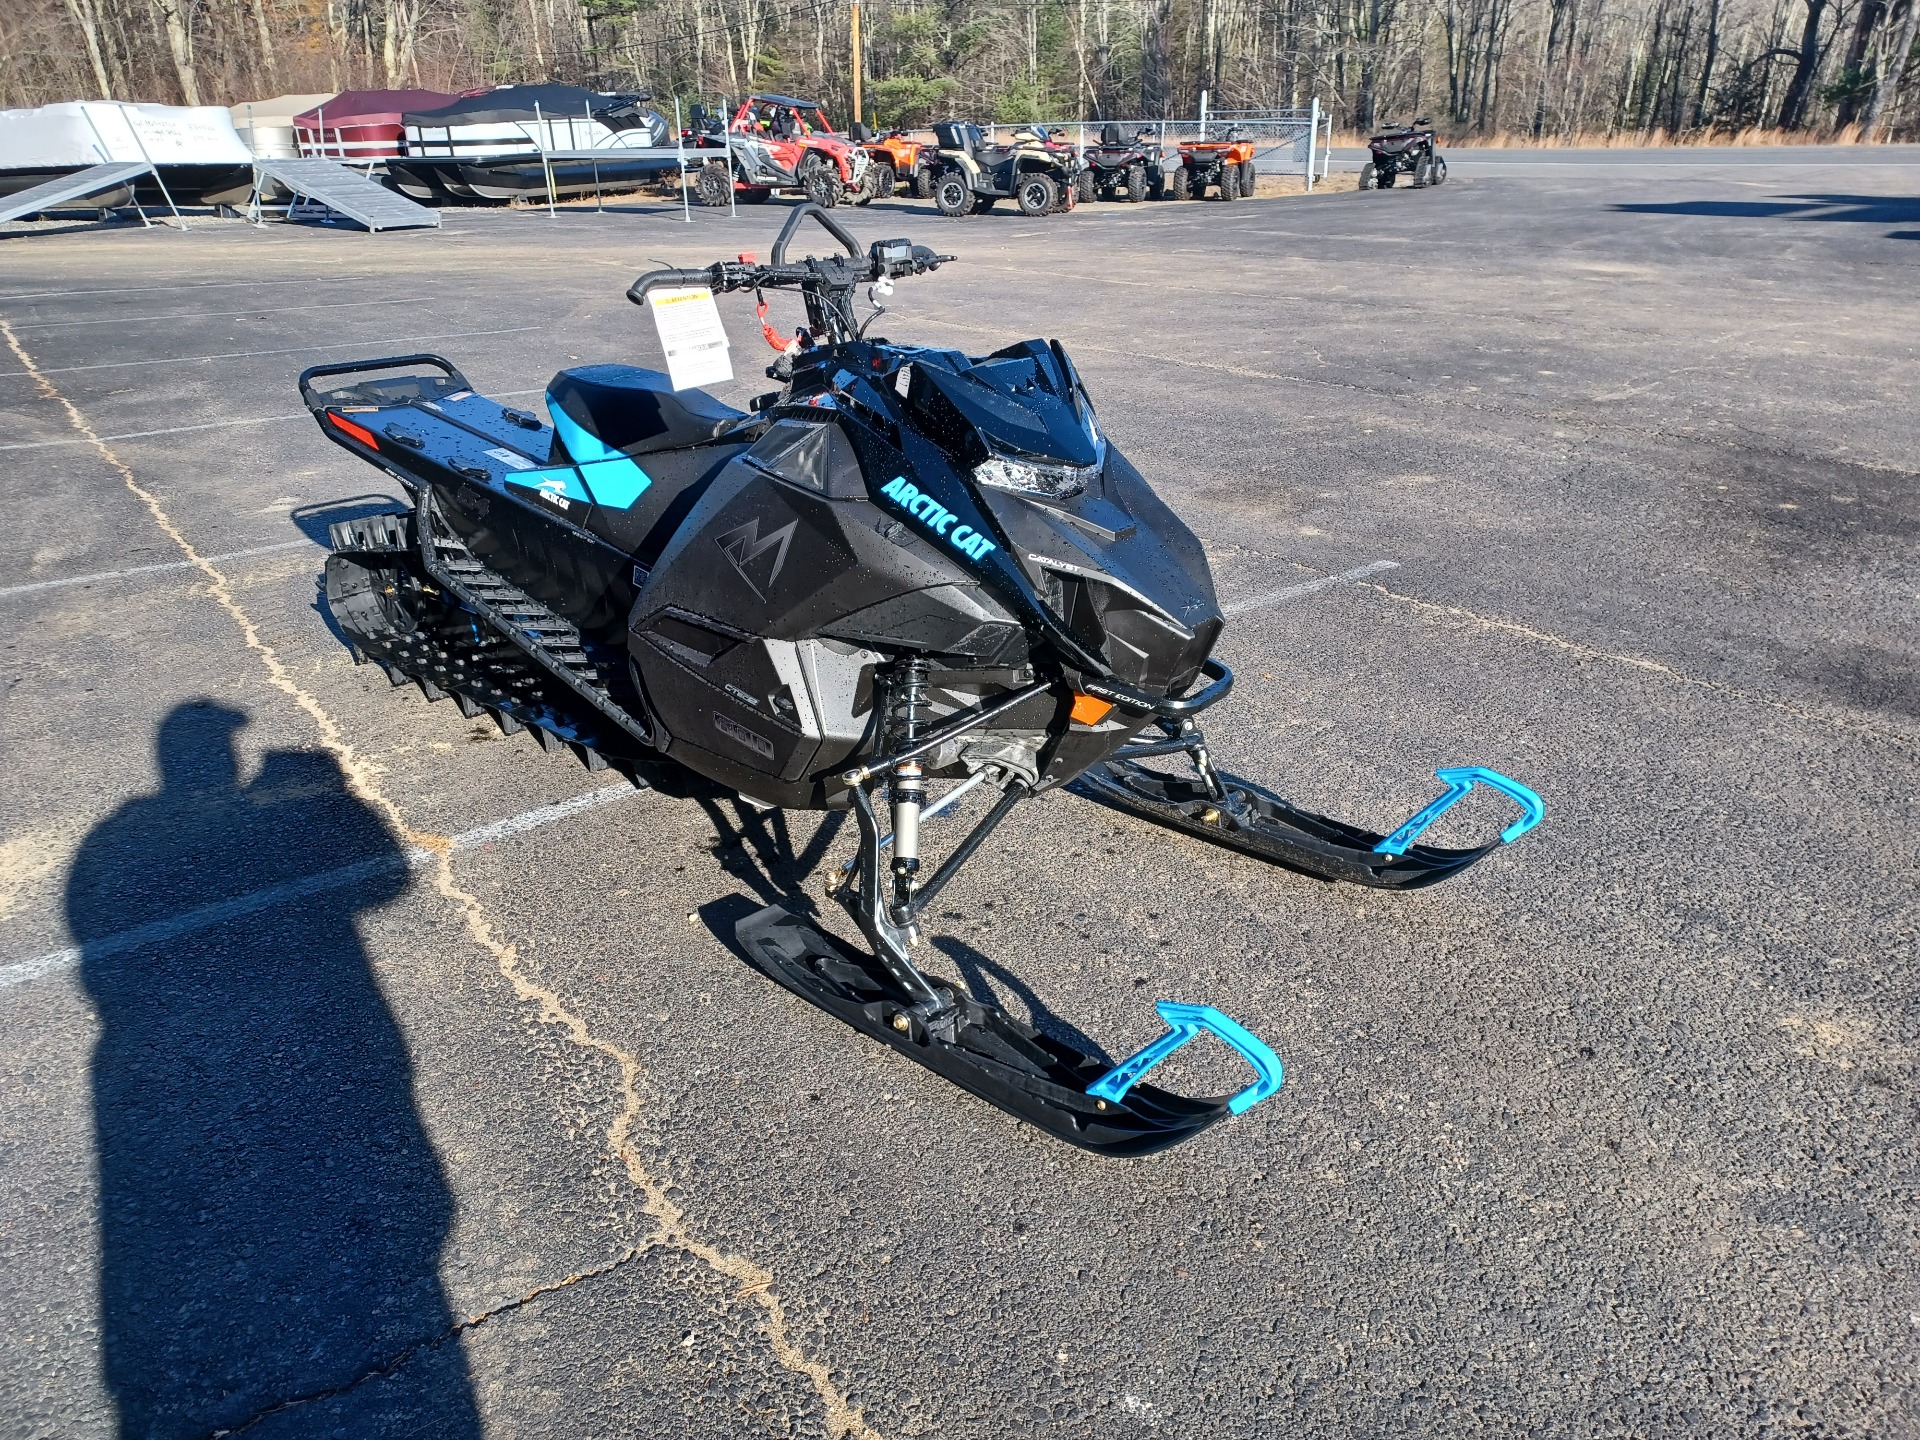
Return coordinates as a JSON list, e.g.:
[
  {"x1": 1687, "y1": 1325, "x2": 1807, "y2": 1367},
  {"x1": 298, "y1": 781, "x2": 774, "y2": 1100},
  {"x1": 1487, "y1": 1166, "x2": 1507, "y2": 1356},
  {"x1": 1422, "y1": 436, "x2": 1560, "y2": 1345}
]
[{"x1": 973, "y1": 455, "x2": 1098, "y2": 500}]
